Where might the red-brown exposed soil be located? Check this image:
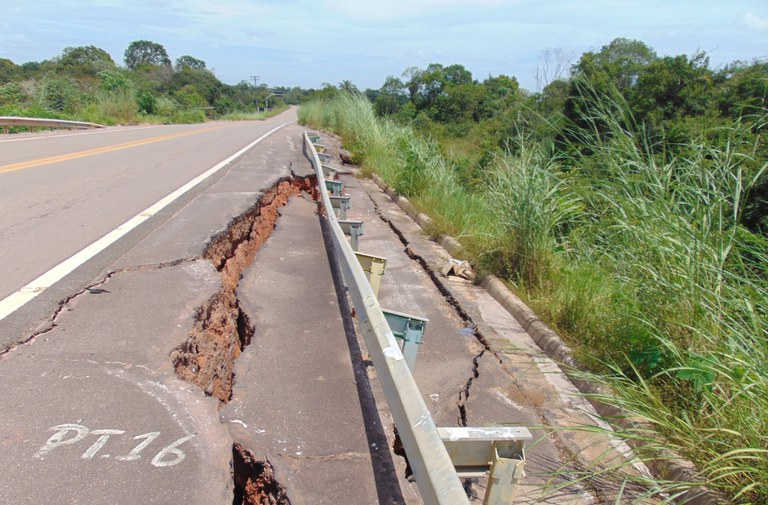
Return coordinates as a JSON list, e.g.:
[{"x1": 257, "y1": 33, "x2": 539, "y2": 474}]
[
  {"x1": 171, "y1": 176, "x2": 315, "y2": 403},
  {"x1": 233, "y1": 443, "x2": 290, "y2": 505}
]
